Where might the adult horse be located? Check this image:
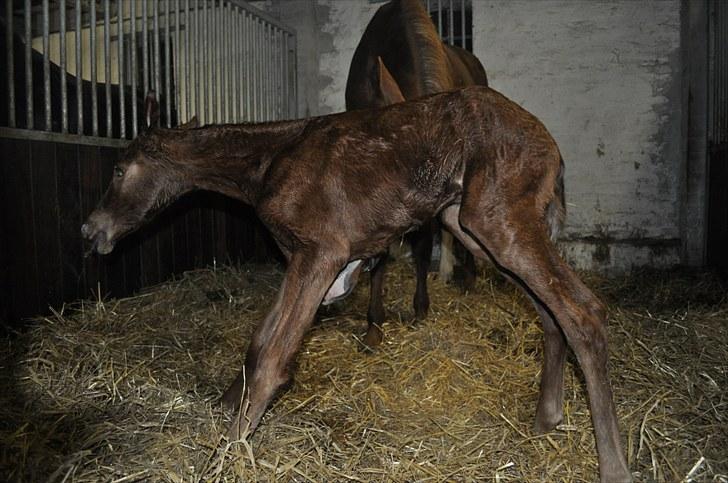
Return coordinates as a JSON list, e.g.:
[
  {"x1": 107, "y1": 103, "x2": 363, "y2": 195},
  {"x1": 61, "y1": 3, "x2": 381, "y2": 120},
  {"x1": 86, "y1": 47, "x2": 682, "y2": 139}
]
[{"x1": 345, "y1": 0, "x2": 488, "y2": 347}]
